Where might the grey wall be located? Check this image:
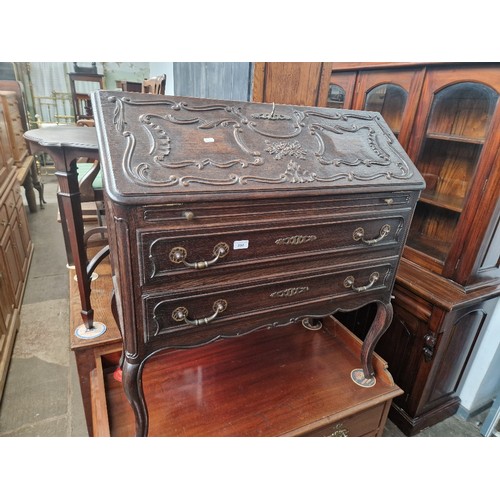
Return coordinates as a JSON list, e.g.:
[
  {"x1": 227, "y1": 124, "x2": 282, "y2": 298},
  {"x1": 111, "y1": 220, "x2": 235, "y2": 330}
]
[{"x1": 173, "y1": 62, "x2": 252, "y2": 101}]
